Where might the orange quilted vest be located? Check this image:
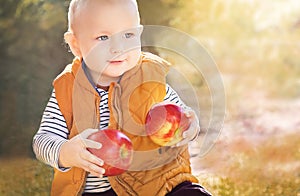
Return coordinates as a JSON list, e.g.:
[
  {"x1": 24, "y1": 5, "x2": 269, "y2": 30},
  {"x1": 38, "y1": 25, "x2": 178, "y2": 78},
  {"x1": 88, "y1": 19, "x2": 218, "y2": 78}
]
[{"x1": 51, "y1": 53, "x2": 198, "y2": 196}]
